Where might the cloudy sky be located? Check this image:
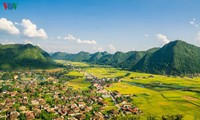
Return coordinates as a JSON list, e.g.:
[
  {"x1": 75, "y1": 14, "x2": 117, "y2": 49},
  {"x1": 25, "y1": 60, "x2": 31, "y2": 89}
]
[{"x1": 1, "y1": 0, "x2": 200, "y2": 53}]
